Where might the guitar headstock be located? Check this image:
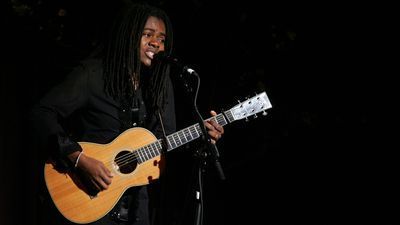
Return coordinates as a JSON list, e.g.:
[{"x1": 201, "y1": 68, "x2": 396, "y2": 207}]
[{"x1": 225, "y1": 92, "x2": 272, "y2": 122}]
